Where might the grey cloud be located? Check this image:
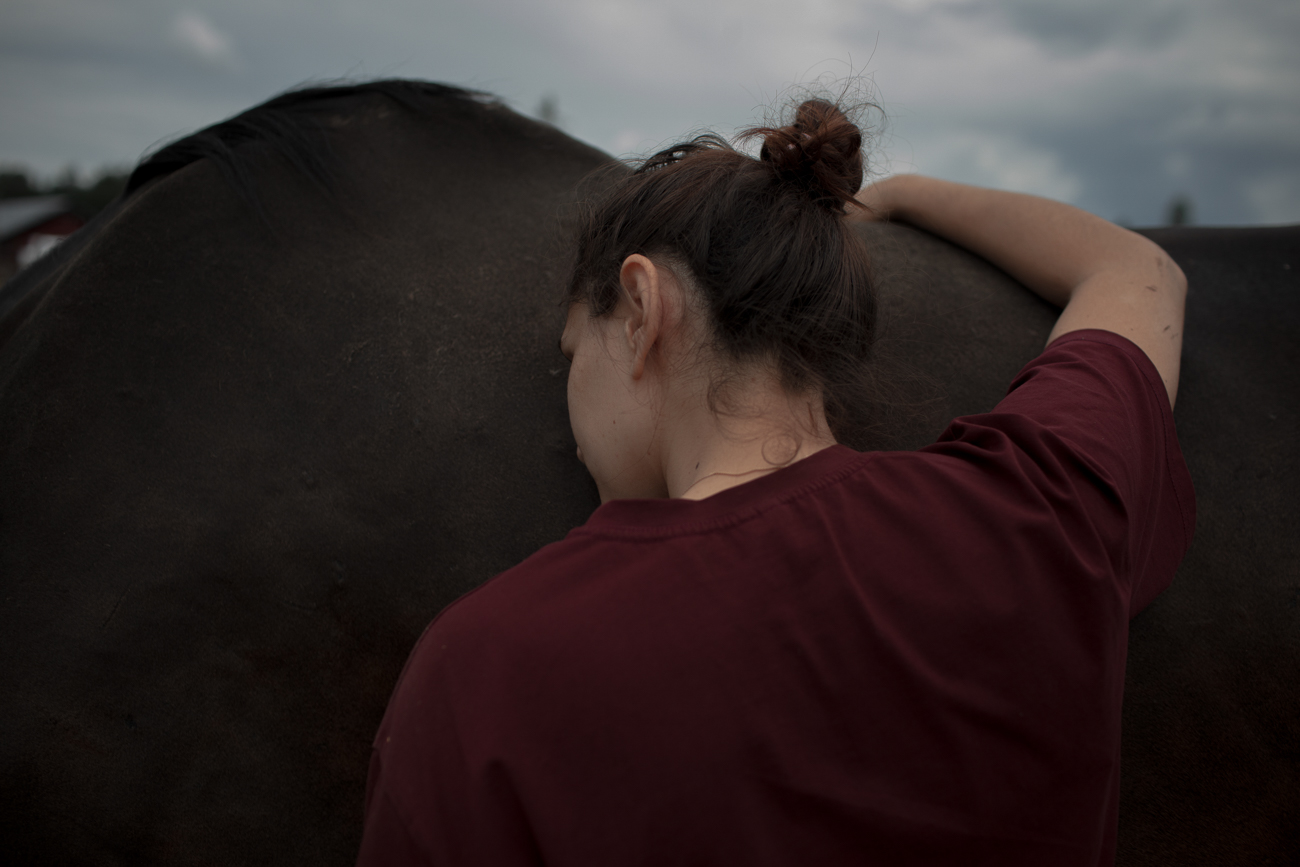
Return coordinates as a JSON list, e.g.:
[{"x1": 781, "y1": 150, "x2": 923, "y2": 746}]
[
  {"x1": 170, "y1": 11, "x2": 238, "y2": 67},
  {"x1": 927, "y1": 78, "x2": 1300, "y2": 223},
  {"x1": 0, "y1": 0, "x2": 1295, "y2": 224},
  {"x1": 974, "y1": 0, "x2": 1189, "y2": 54}
]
